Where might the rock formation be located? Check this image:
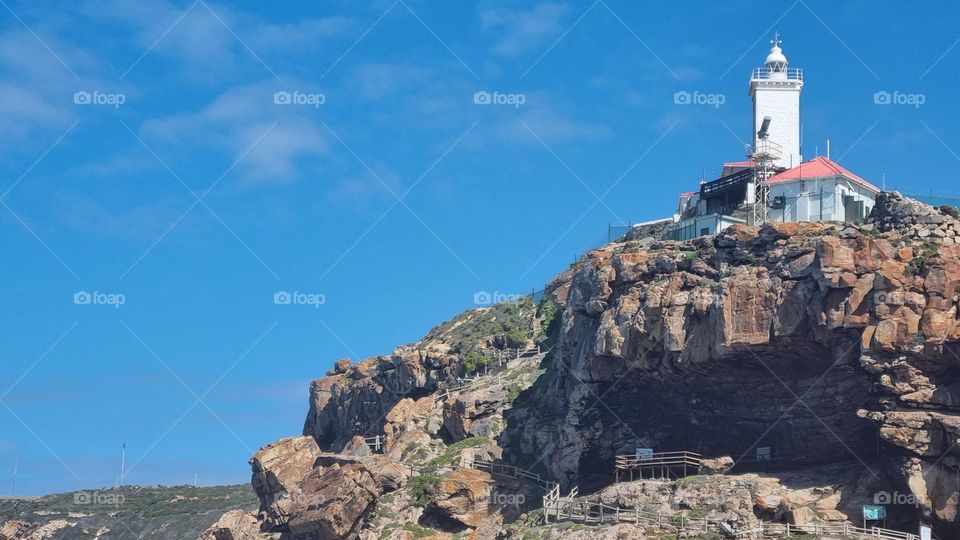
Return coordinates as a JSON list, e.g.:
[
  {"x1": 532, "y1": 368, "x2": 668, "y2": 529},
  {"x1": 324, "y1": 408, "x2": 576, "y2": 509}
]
[
  {"x1": 206, "y1": 192, "x2": 960, "y2": 539},
  {"x1": 504, "y1": 192, "x2": 960, "y2": 534}
]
